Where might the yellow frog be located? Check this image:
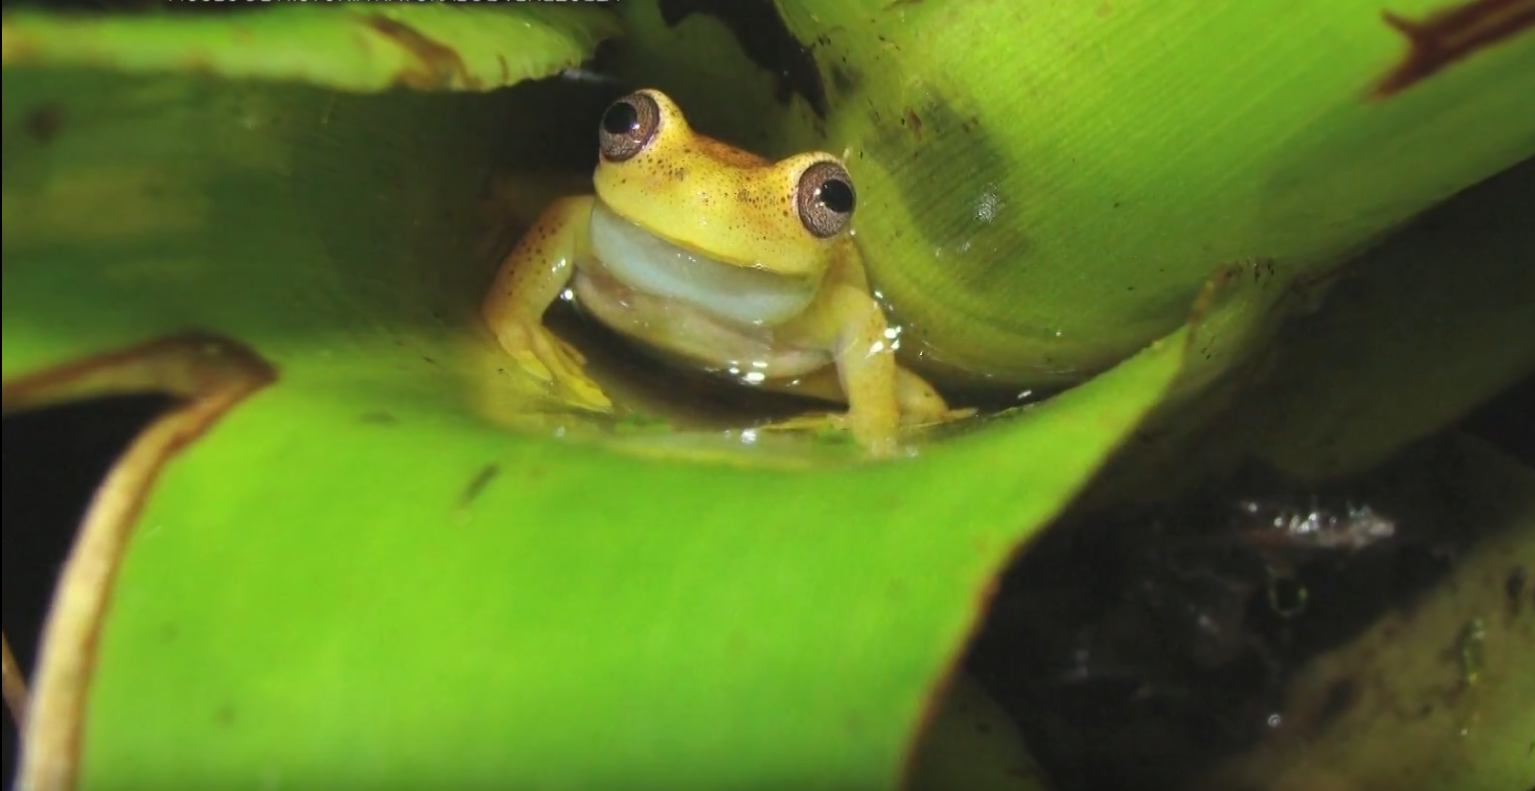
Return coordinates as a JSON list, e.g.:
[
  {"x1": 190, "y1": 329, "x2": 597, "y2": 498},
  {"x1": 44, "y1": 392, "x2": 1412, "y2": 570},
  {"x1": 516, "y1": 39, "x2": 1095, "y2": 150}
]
[{"x1": 481, "y1": 89, "x2": 967, "y2": 454}]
